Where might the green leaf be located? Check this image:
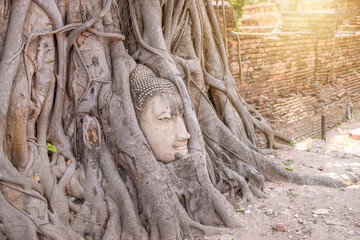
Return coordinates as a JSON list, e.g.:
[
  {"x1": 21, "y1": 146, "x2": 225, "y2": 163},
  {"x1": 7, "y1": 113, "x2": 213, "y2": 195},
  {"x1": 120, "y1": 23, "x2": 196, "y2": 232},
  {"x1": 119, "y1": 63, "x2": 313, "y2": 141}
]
[
  {"x1": 353, "y1": 70, "x2": 359, "y2": 76},
  {"x1": 284, "y1": 167, "x2": 293, "y2": 171},
  {"x1": 46, "y1": 143, "x2": 57, "y2": 152},
  {"x1": 236, "y1": 208, "x2": 246, "y2": 212}
]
